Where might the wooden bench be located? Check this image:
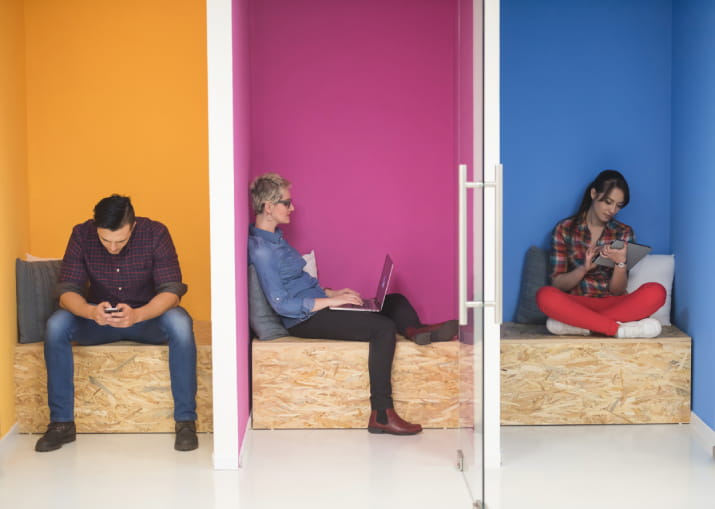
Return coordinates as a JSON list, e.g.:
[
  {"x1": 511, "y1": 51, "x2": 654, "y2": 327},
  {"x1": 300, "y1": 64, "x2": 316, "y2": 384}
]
[
  {"x1": 500, "y1": 322, "x2": 691, "y2": 425},
  {"x1": 14, "y1": 320, "x2": 213, "y2": 433},
  {"x1": 251, "y1": 336, "x2": 463, "y2": 429}
]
